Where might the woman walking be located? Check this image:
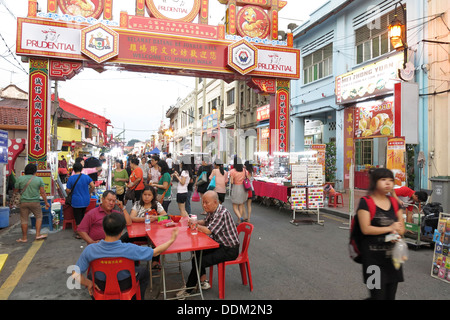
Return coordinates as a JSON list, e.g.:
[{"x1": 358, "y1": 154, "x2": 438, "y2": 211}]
[
  {"x1": 356, "y1": 168, "x2": 405, "y2": 300},
  {"x1": 150, "y1": 160, "x2": 172, "y2": 212},
  {"x1": 127, "y1": 157, "x2": 145, "y2": 204},
  {"x1": 209, "y1": 159, "x2": 228, "y2": 204},
  {"x1": 173, "y1": 160, "x2": 190, "y2": 217},
  {"x1": 229, "y1": 157, "x2": 248, "y2": 223},
  {"x1": 243, "y1": 160, "x2": 254, "y2": 222},
  {"x1": 112, "y1": 159, "x2": 128, "y2": 204},
  {"x1": 13, "y1": 163, "x2": 50, "y2": 242},
  {"x1": 66, "y1": 162, "x2": 95, "y2": 234}
]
